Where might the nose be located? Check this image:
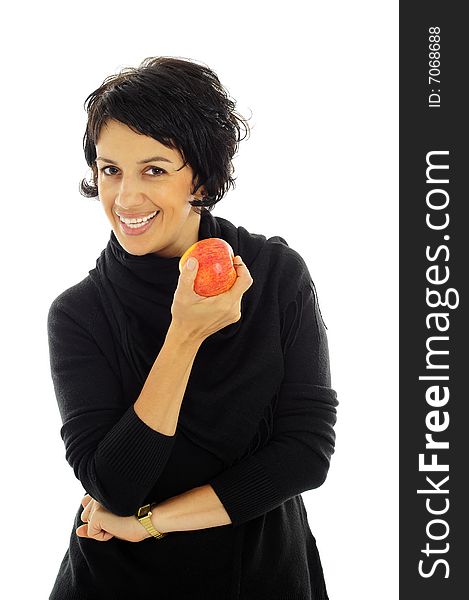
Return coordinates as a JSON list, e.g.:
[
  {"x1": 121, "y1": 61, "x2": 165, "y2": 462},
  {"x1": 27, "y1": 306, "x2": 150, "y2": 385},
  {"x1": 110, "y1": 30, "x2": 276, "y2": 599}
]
[{"x1": 115, "y1": 175, "x2": 147, "y2": 210}]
